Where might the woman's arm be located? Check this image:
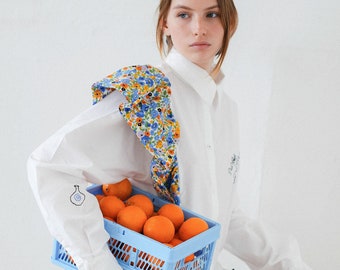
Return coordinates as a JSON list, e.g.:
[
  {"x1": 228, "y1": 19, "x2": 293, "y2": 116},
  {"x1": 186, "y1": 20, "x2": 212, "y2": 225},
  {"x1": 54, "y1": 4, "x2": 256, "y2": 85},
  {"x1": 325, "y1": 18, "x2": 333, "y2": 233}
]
[{"x1": 27, "y1": 90, "x2": 151, "y2": 270}]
